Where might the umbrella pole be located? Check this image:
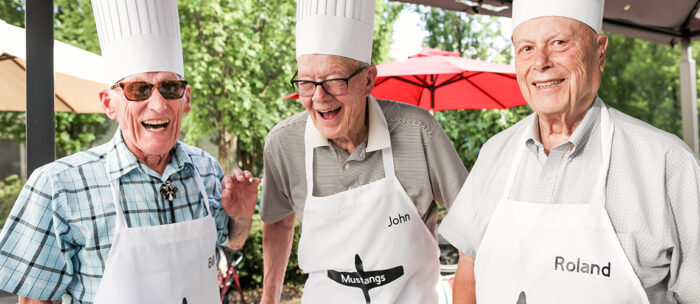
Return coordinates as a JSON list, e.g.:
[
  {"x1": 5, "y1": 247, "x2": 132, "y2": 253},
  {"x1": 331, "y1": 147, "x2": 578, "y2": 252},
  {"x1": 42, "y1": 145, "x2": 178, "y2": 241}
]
[
  {"x1": 25, "y1": 0, "x2": 56, "y2": 175},
  {"x1": 430, "y1": 87, "x2": 435, "y2": 115}
]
